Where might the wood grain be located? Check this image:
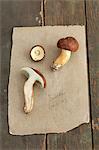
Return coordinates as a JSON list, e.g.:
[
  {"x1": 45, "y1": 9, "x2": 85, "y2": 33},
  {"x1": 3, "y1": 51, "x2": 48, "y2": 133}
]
[
  {"x1": 0, "y1": 1, "x2": 46, "y2": 150},
  {"x1": 0, "y1": 0, "x2": 99, "y2": 149},
  {"x1": 45, "y1": 0, "x2": 92, "y2": 149},
  {"x1": 85, "y1": 0, "x2": 99, "y2": 149},
  {"x1": 45, "y1": 0, "x2": 85, "y2": 25}
]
